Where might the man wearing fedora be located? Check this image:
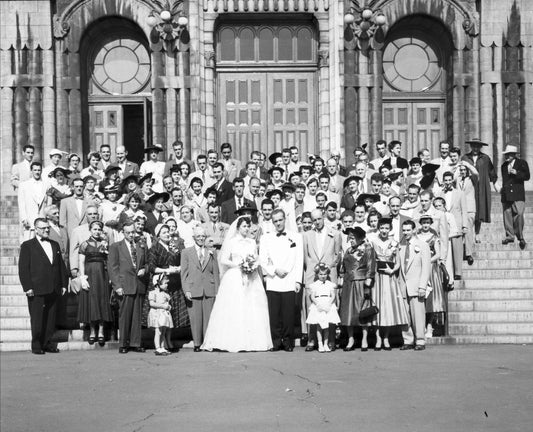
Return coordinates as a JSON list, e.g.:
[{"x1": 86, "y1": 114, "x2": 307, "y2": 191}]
[
  {"x1": 501, "y1": 145, "x2": 530, "y2": 250},
  {"x1": 461, "y1": 139, "x2": 498, "y2": 243}
]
